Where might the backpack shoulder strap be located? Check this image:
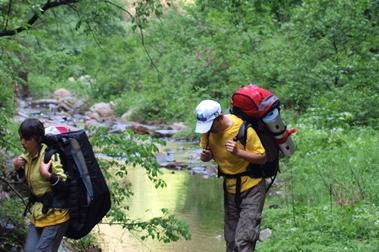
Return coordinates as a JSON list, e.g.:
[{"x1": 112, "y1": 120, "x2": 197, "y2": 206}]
[
  {"x1": 44, "y1": 147, "x2": 58, "y2": 164},
  {"x1": 234, "y1": 121, "x2": 250, "y2": 147}
]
